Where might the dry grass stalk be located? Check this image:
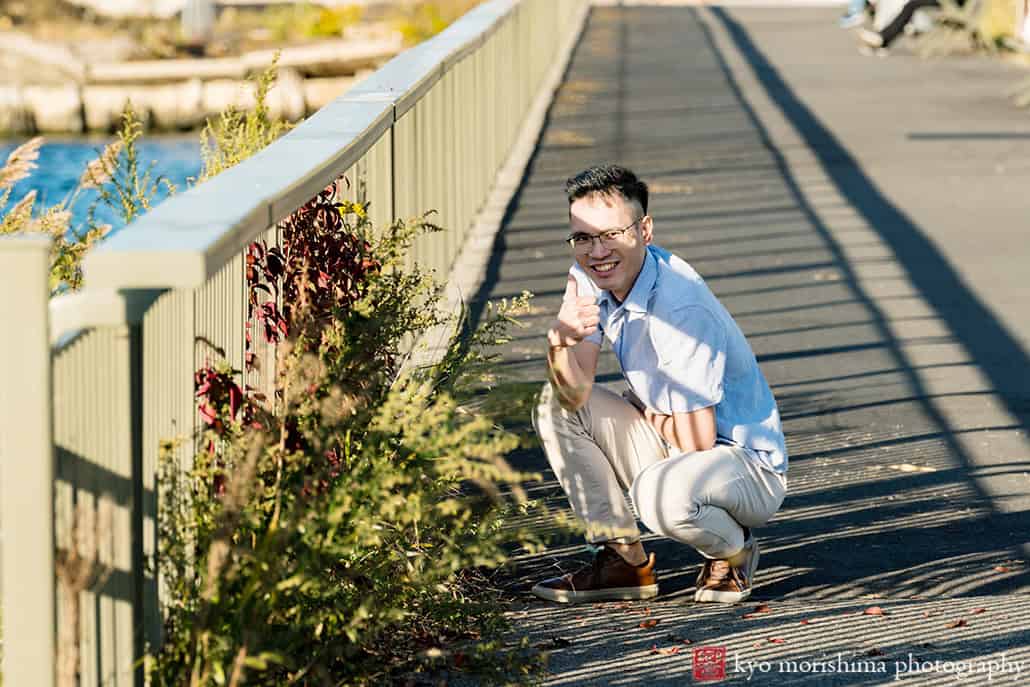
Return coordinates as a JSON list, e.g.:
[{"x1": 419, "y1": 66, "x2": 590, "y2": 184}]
[
  {"x1": 200, "y1": 433, "x2": 265, "y2": 604},
  {"x1": 187, "y1": 435, "x2": 266, "y2": 687},
  {"x1": 0, "y1": 136, "x2": 44, "y2": 190},
  {"x1": 55, "y1": 497, "x2": 115, "y2": 687},
  {"x1": 228, "y1": 646, "x2": 248, "y2": 687},
  {"x1": 1, "y1": 190, "x2": 37, "y2": 232},
  {"x1": 29, "y1": 206, "x2": 73, "y2": 238},
  {"x1": 79, "y1": 140, "x2": 125, "y2": 190}
]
